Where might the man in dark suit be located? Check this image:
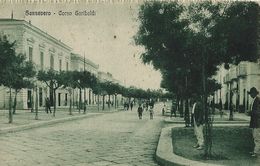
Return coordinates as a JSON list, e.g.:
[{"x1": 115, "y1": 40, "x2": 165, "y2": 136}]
[{"x1": 248, "y1": 87, "x2": 260, "y2": 157}]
